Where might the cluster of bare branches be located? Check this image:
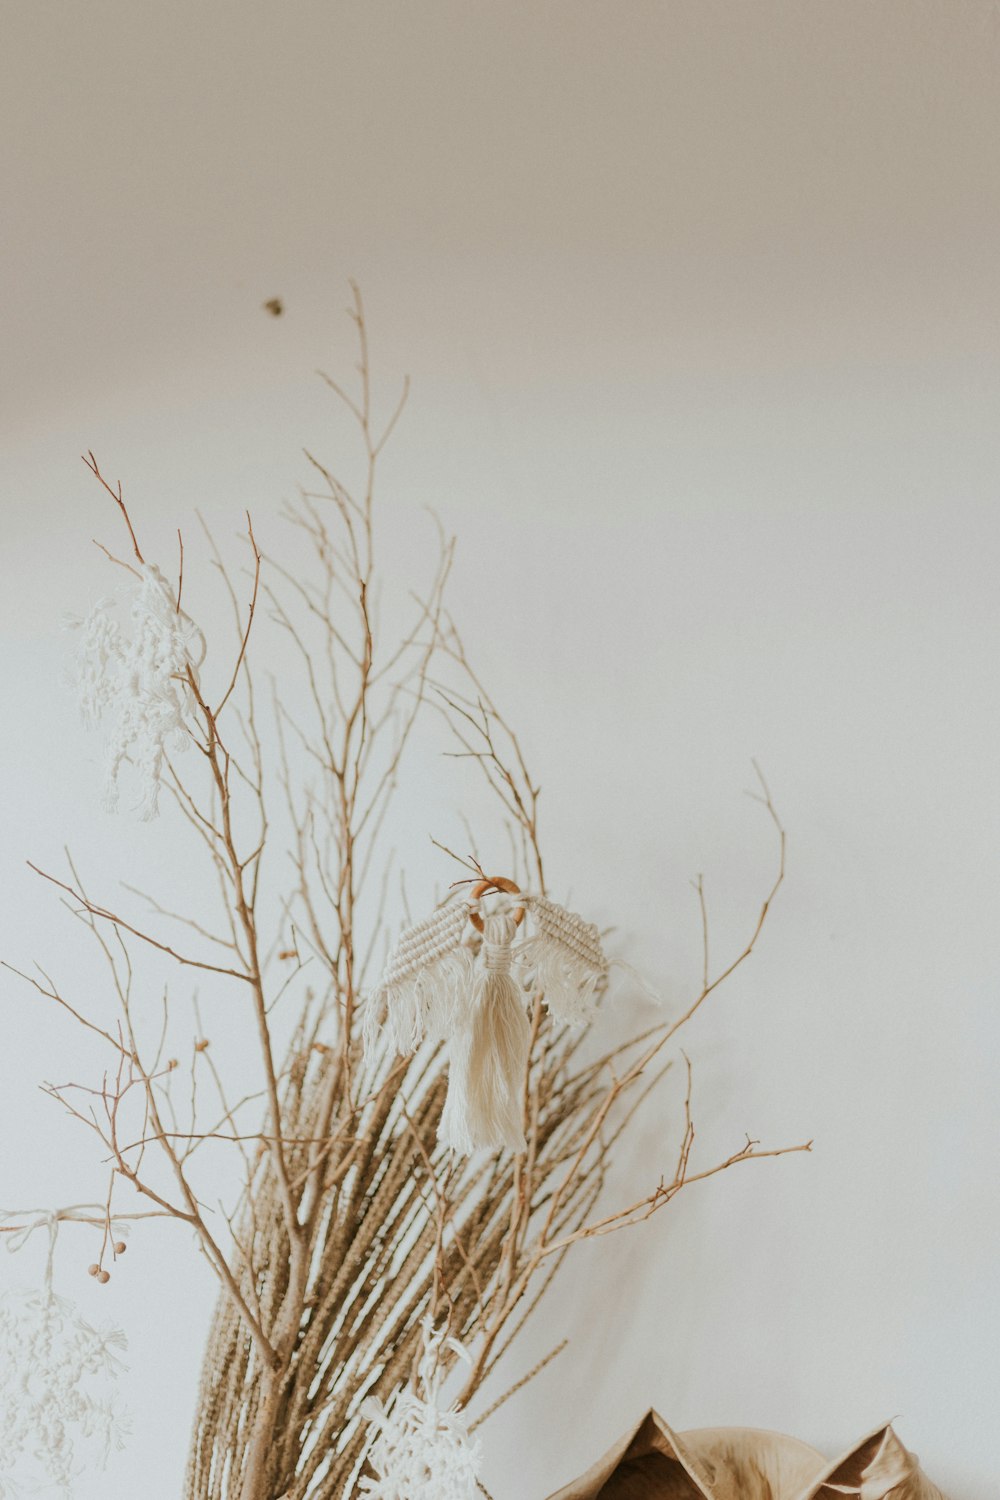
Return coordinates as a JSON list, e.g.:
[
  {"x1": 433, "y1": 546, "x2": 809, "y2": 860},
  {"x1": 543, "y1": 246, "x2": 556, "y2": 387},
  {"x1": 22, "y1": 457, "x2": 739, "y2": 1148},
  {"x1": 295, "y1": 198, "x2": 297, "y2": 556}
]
[{"x1": 4, "y1": 286, "x2": 809, "y2": 1500}]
